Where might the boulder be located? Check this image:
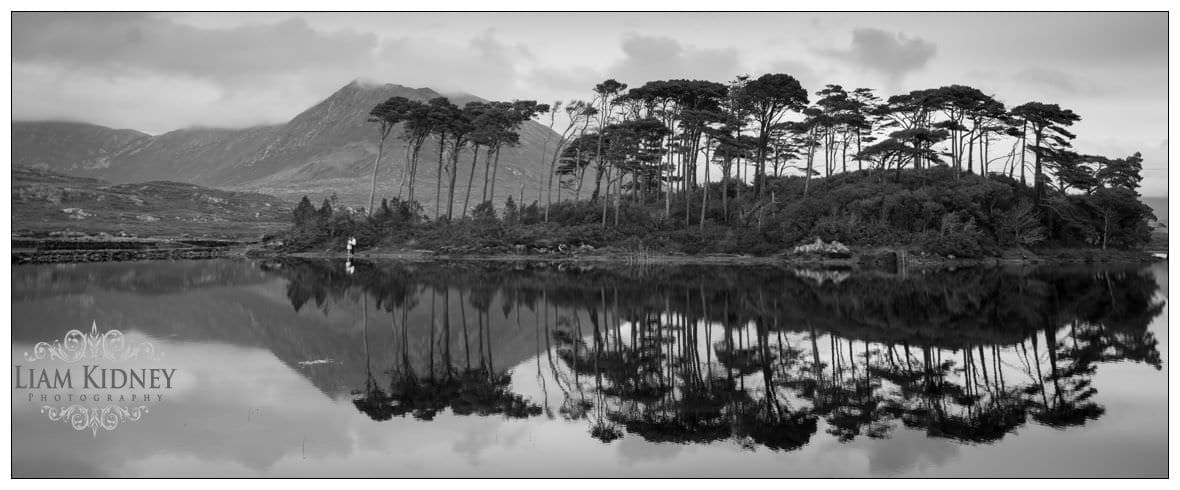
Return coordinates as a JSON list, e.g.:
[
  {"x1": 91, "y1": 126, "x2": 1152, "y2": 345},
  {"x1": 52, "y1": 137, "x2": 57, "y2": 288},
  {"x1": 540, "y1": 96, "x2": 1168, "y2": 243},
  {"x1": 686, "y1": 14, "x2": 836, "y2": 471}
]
[{"x1": 791, "y1": 238, "x2": 852, "y2": 258}]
